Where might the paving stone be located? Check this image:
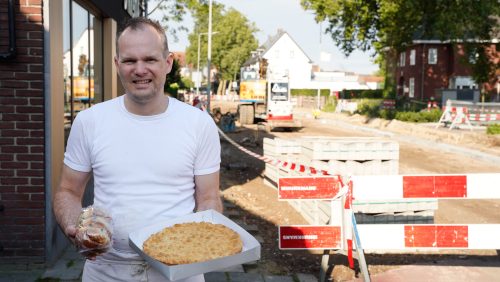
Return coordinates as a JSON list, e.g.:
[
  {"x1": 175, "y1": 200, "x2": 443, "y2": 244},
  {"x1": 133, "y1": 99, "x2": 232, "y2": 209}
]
[
  {"x1": 217, "y1": 264, "x2": 245, "y2": 272},
  {"x1": 254, "y1": 235, "x2": 265, "y2": 244},
  {"x1": 223, "y1": 209, "x2": 240, "y2": 217},
  {"x1": 42, "y1": 246, "x2": 84, "y2": 281},
  {"x1": 205, "y1": 272, "x2": 228, "y2": 282},
  {"x1": 296, "y1": 273, "x2": 319, "y2": 282},
  {"x1": 232, "y1": 220, "x2": 259, "y2": 232},
  {"x1": 263, "y1": 275, "x2": 295, "y2": 282},
  {"x1": 229, "y1": 272, "x2": 265, "y2": 282},
  {"x1": 223, "y1": 201, "x2": 237, "y2": 209},
  {"x1": 242, "y1": 260, "x2": 259, "y2": 266}
]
